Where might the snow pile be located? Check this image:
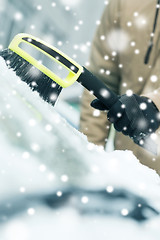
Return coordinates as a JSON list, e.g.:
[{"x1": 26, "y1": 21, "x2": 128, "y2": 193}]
[{"x1": 0, "y1": 56, "x2": 160, "y2": 238}]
